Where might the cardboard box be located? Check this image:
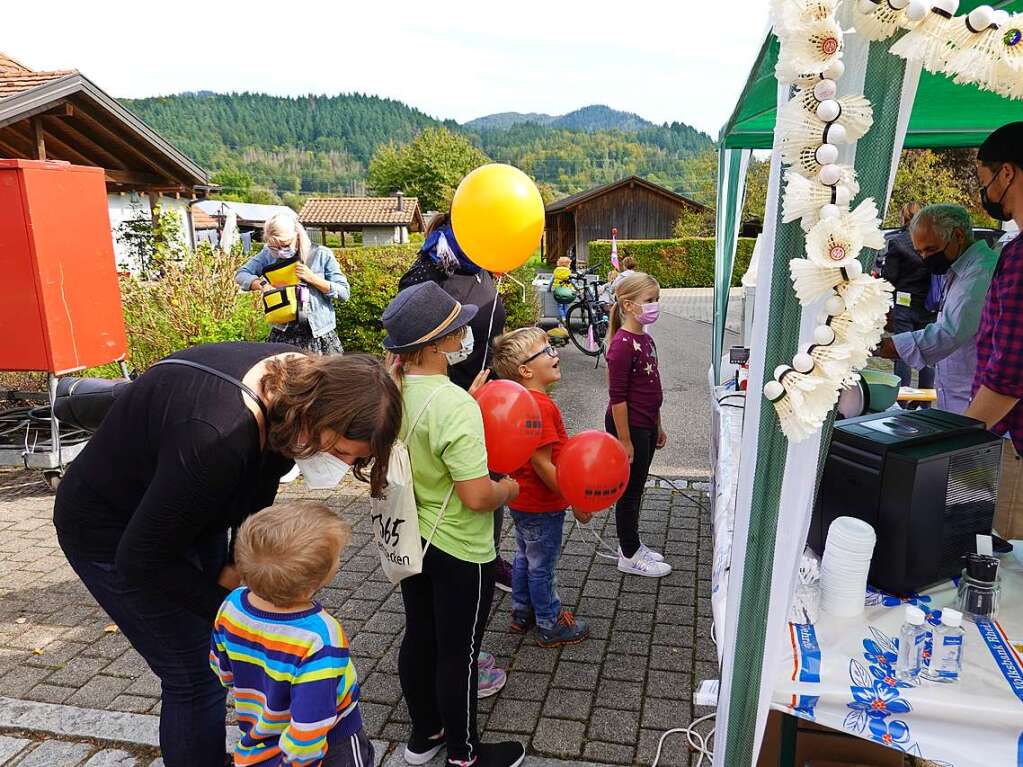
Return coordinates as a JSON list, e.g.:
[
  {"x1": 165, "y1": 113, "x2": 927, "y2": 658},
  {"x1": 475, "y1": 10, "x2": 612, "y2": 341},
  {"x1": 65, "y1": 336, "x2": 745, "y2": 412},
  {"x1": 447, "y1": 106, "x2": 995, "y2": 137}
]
[{"x1": 758, "y1": 711, "x2": 903, "y2": 767}]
